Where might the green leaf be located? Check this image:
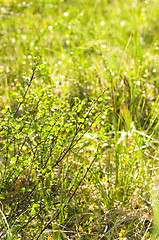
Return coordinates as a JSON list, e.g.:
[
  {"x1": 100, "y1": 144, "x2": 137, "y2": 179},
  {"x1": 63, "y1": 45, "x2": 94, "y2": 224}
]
[
  {"x1": 40, "y1": 64, "x2": 45, "y2": 69},
  {"x1": 1, "y1": 109, "x2": 7, "y2": 114},
  {"x1": 0, "y1": 195, "x2": 5, "y2": 200},
  {"x1": 21, "y1": 188, "x2": 25, "y2": 193},
  {"x1": 9, "y1": 145, "x2": 14, "y2": 151},
  {"x1": 30, "y1": 209, "x2": 36, "y2": 216},
  {"x1": 32, "y1": 203, "x2": 40, "y2": 208}
]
